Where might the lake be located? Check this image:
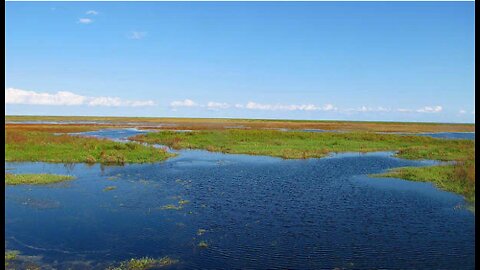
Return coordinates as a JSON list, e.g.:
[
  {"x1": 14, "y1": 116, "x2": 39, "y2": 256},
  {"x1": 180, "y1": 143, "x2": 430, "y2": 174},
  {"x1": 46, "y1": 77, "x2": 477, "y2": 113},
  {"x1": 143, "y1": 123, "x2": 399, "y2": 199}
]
[{"x1": 5, "y1": 129, "x2": 475, "y2": 269}]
